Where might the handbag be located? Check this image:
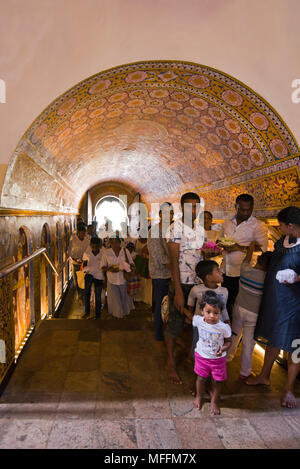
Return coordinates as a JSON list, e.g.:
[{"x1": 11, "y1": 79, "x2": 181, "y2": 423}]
[
  {"x1": 123, "y1": 248, "x2": 135, "y2": 281},
  {"x1": 126, "y1": 276, "x2": 141, "y2": 296},
  {"x1": 134, "y1": 254, "x2": 149, "y2": 279},
  {"x1": 76, "y1": 262, "x2": 86, "y2": 289},
  {"x1": 76, "y1": 270, "x2": 86, "y2": 289}
]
